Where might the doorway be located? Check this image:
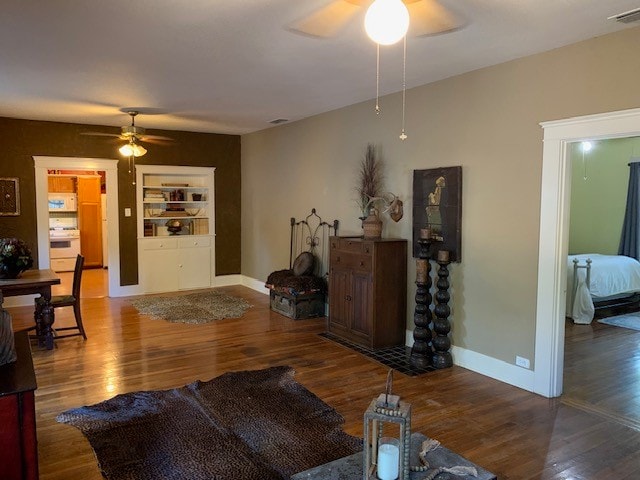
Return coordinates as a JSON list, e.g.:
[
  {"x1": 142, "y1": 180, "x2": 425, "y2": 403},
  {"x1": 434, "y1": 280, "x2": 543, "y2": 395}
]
[
  {"x1": 562, "y1": 137, "x2": 640, "y2": 428},
  {"x1": 534, "y1": 107, "x2": 640, "y2": 398},
  {"x1": 33, "y1": 157, "x2": 121, "y2": 297}
]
